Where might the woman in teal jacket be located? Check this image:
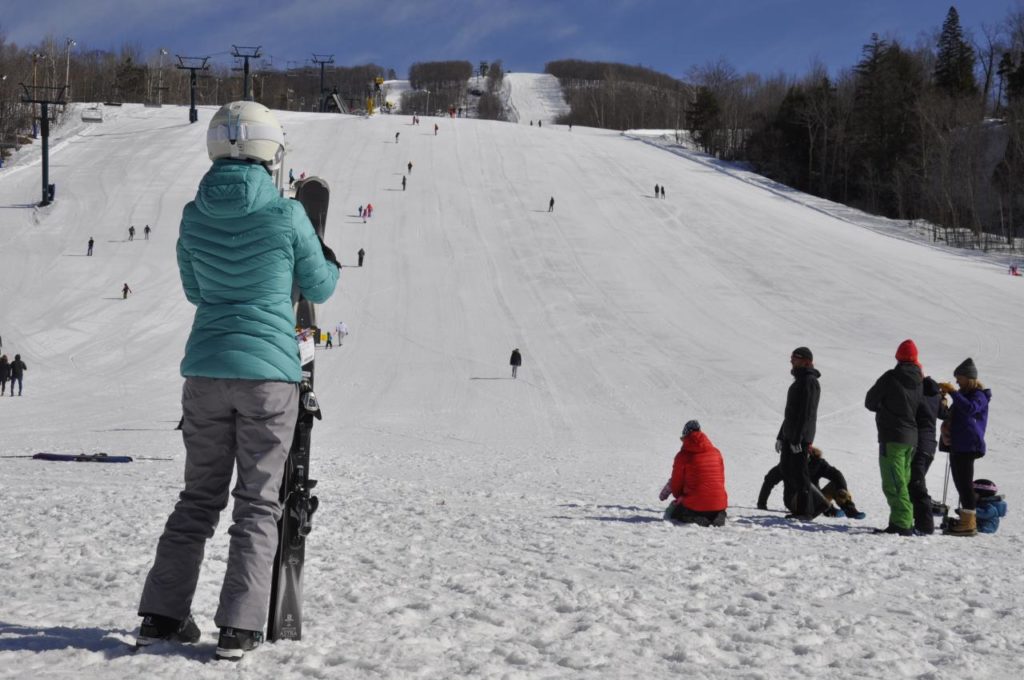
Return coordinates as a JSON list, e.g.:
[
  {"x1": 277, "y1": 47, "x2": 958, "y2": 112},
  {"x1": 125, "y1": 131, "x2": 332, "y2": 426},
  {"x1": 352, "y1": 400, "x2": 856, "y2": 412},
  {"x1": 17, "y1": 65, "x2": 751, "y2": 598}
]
[{"x1": 138, "y1": 101, "x2": 339, "y2": 661}]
